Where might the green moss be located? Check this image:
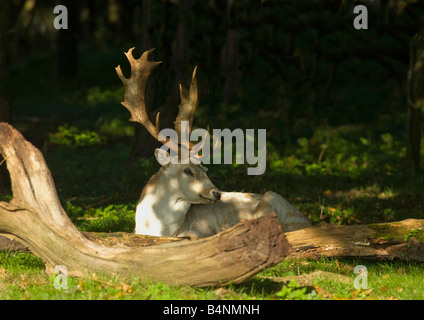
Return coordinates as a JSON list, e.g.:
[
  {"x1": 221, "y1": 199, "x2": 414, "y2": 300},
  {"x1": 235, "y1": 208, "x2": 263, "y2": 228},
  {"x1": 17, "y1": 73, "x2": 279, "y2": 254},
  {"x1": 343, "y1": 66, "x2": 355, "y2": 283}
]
[
  {"x1": 369, "y1": 222, "x2": 424, "y2": 243},
  {"x1": 95, "y1": 232, "x2": 107, "y2": 239},
  {"x1": 403, "y1": 229, "x2": 424, "y2": 242}
]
